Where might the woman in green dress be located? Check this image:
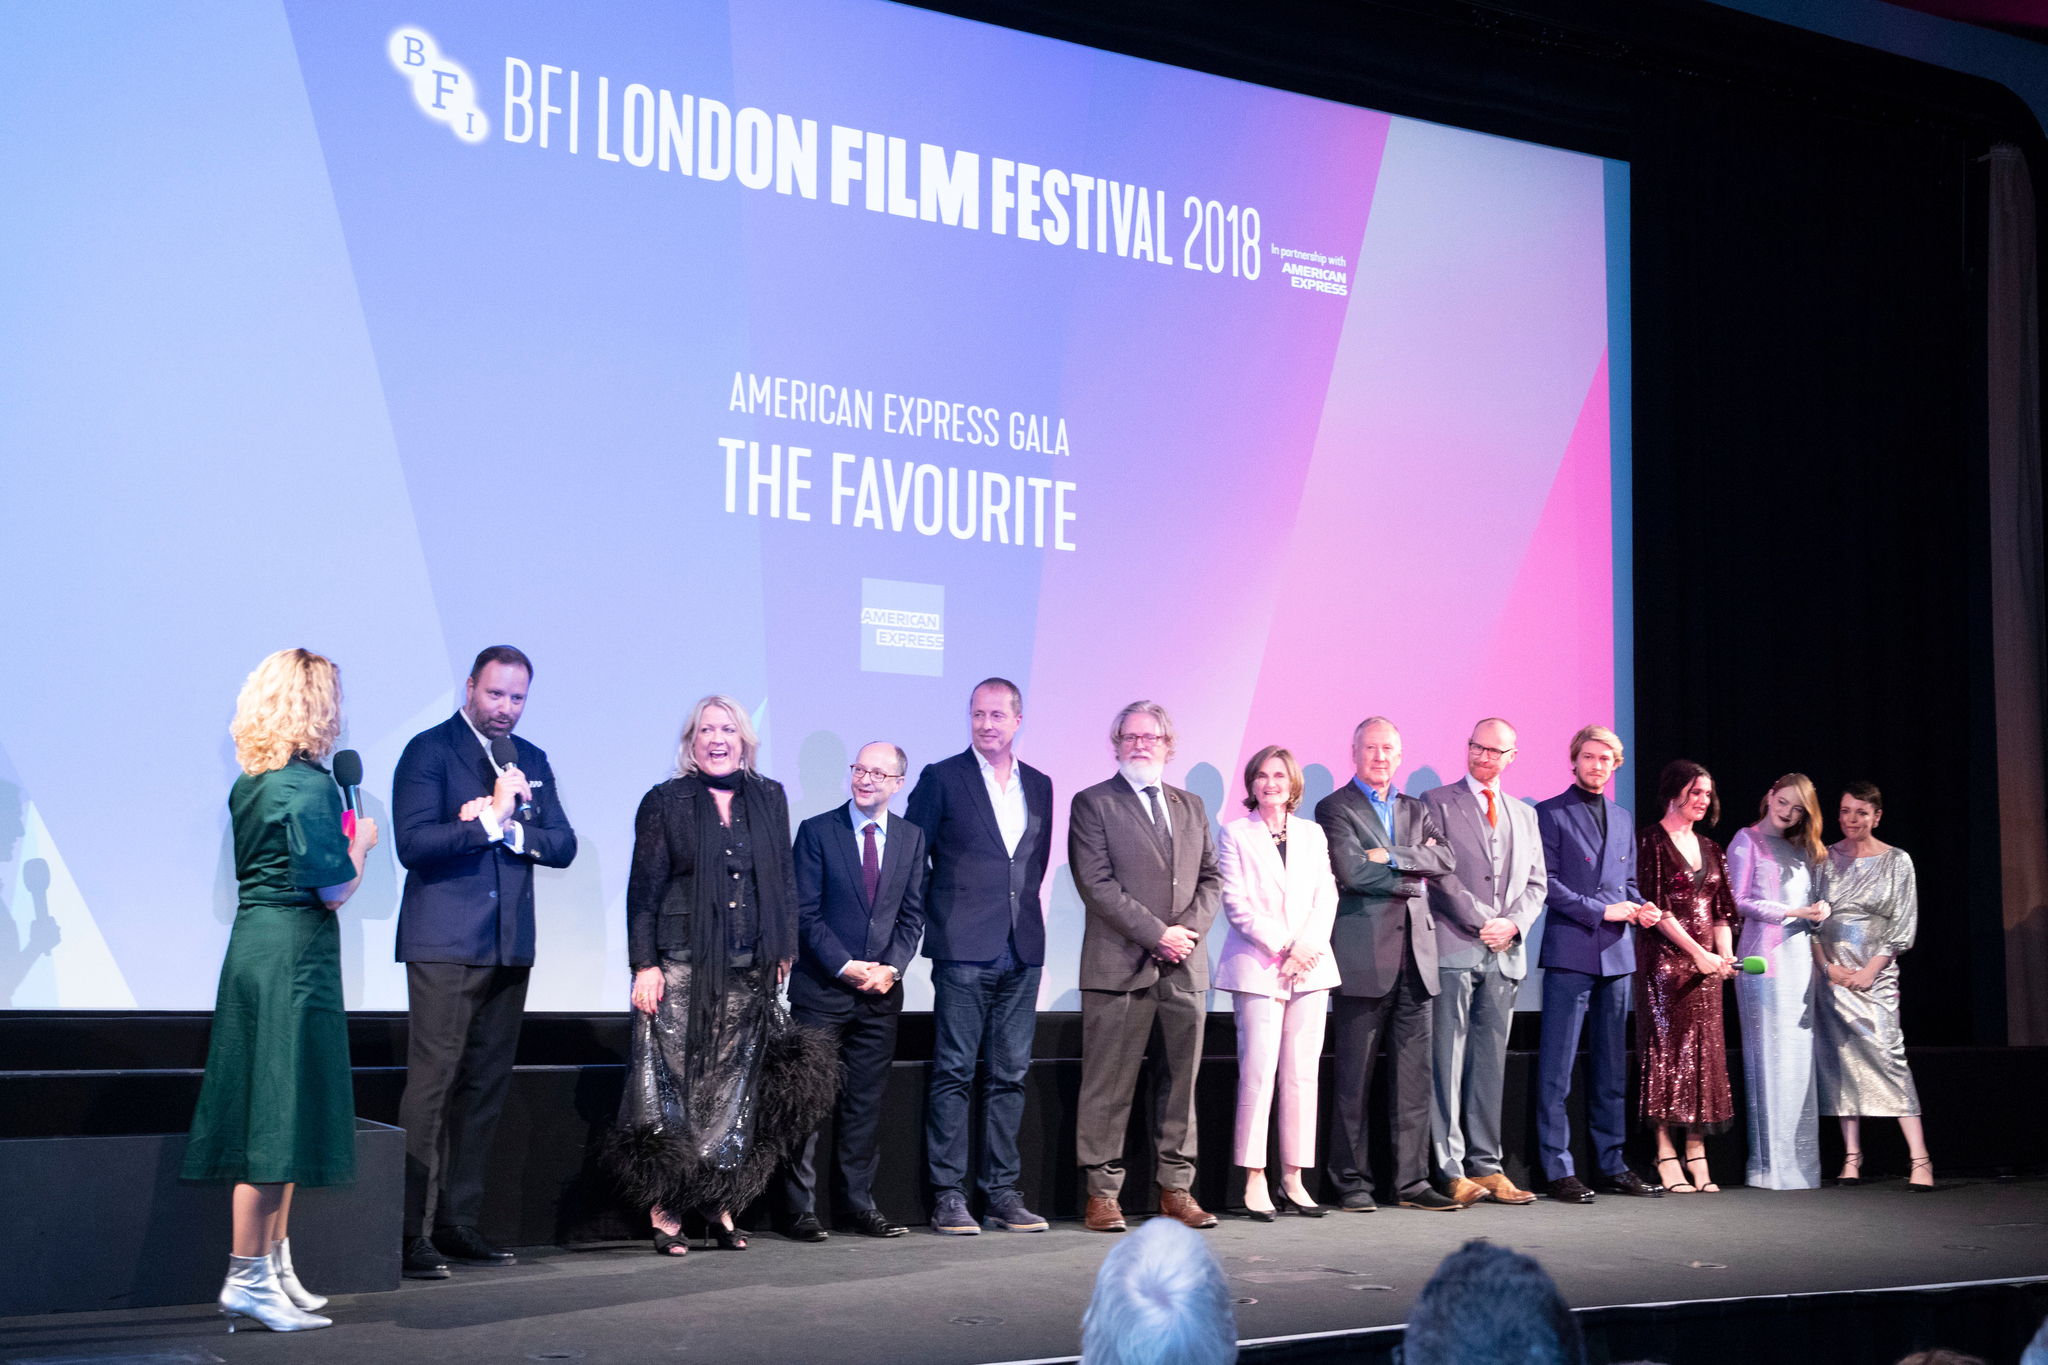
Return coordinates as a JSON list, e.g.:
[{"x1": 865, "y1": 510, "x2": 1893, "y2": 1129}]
[{"x1": 182, "y1": 648, "x2": 378, "y2": 1332}]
